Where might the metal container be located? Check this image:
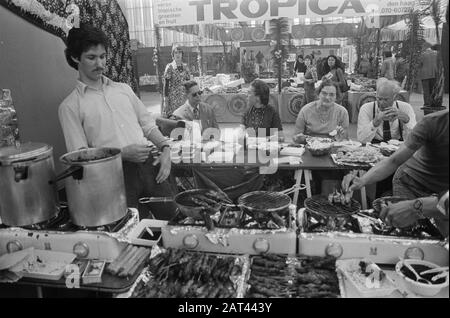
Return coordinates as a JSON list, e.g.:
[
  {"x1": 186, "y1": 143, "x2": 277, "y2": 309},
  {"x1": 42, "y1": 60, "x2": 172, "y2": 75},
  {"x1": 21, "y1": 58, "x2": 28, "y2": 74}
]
[
  {"x1": 57, "y1": 148, "x2": 127, "y2": 227},
  {"x1": 0, "y1": 142, "x2": 58, "y2": 226}
]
